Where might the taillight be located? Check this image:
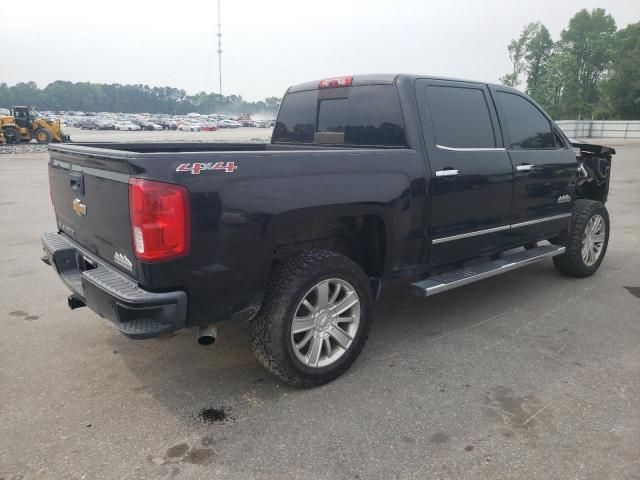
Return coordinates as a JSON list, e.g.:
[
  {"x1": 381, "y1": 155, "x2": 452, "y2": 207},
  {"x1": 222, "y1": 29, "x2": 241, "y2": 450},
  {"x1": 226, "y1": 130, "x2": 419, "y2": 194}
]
[
  {"x1": 128, "y1": 178, "x2": 190, "y2": 262},
  {"x1": 318, "y1": 76, "x2": 353, "y2": 89}
]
